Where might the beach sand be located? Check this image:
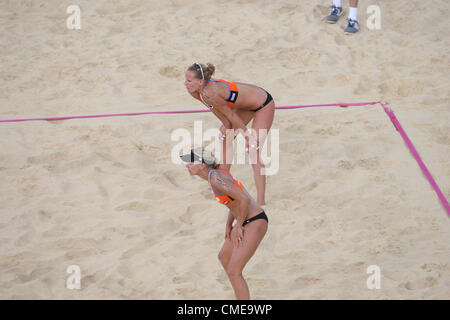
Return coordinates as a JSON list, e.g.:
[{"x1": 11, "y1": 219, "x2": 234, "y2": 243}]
[{"x1": 0, "y1": 0, "x2": 449, "y2": 299}]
